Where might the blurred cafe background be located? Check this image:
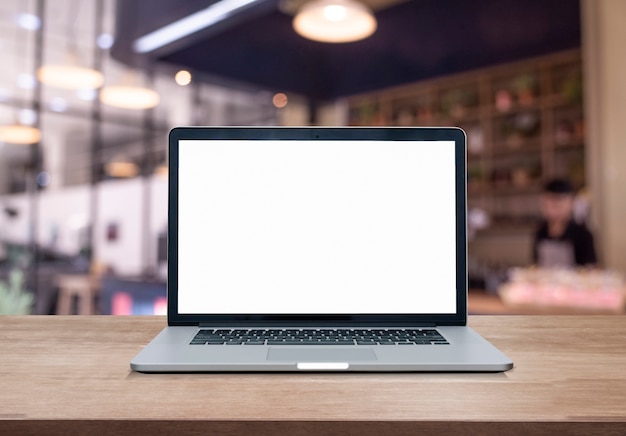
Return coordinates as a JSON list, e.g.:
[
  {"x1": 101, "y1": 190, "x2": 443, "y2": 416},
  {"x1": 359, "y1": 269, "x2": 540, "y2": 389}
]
[{"x1": 0, "y1": 0, "x2": 625, "y2": 315}]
